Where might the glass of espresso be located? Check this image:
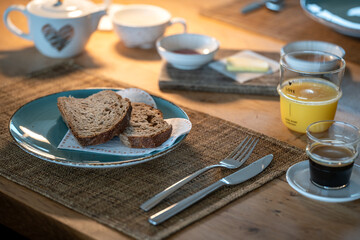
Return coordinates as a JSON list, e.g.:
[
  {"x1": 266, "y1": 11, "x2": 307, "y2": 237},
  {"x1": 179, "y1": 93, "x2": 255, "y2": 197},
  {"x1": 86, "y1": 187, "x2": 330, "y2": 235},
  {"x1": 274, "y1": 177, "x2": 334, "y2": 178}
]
[{"x1": 306, "y1": 120, "x2": 360, "y2": 189}]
